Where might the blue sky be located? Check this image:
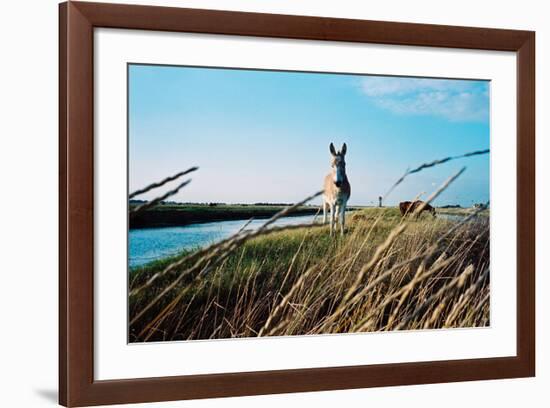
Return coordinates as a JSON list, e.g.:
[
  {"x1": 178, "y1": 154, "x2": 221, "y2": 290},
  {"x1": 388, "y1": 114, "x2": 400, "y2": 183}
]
[{"x1": 129, "y1": 64, "x2": 490, "y2": 207}]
